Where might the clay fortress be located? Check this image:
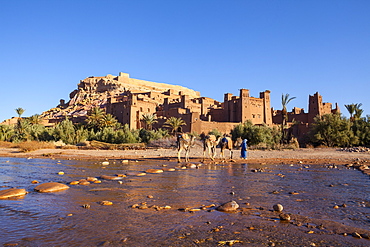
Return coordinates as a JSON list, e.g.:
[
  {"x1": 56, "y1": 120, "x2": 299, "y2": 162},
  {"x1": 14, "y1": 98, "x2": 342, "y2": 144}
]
[{"x1": 39, "y1": 72, "x2": 339, "y2": 142}]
